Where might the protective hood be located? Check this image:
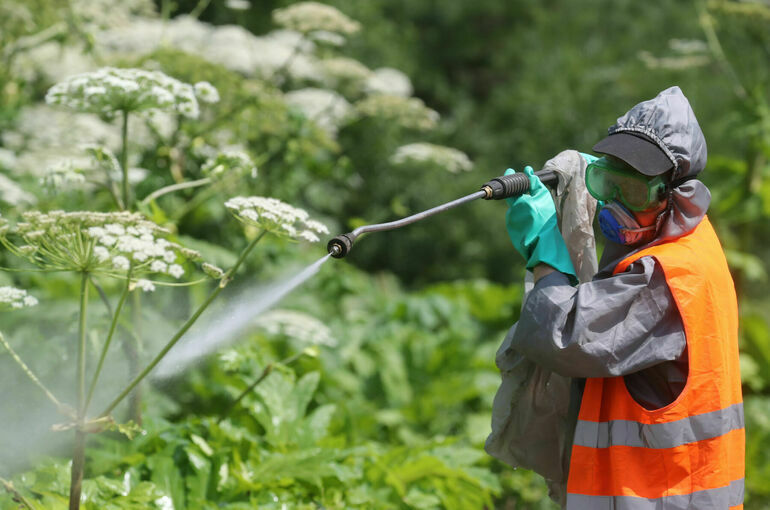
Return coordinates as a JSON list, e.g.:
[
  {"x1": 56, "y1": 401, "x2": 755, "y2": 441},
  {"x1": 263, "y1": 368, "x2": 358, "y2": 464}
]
[{"x1": 608, "y1": 86, "x2": 707, "y2": 179}]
